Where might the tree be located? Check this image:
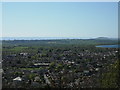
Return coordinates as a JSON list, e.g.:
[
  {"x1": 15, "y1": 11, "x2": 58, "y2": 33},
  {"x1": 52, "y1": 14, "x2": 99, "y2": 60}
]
[{"x1": 100, "y1": 60, "x2": 119, "y2": 88}]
